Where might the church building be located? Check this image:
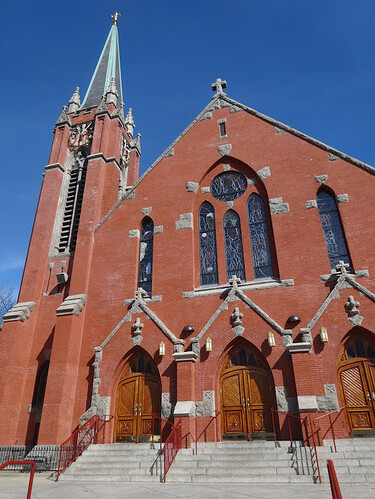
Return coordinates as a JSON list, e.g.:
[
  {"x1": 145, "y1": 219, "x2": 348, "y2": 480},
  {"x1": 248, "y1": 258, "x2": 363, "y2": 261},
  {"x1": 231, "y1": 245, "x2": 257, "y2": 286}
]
[{"x1": 1, "y1": 15, "x2": 375, "y2": 452}]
